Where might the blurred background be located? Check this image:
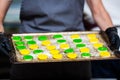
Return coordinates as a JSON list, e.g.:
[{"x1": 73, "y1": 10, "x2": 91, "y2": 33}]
[{"x1": 1, "y1": 0, "x2": 120, "y2": 79}]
